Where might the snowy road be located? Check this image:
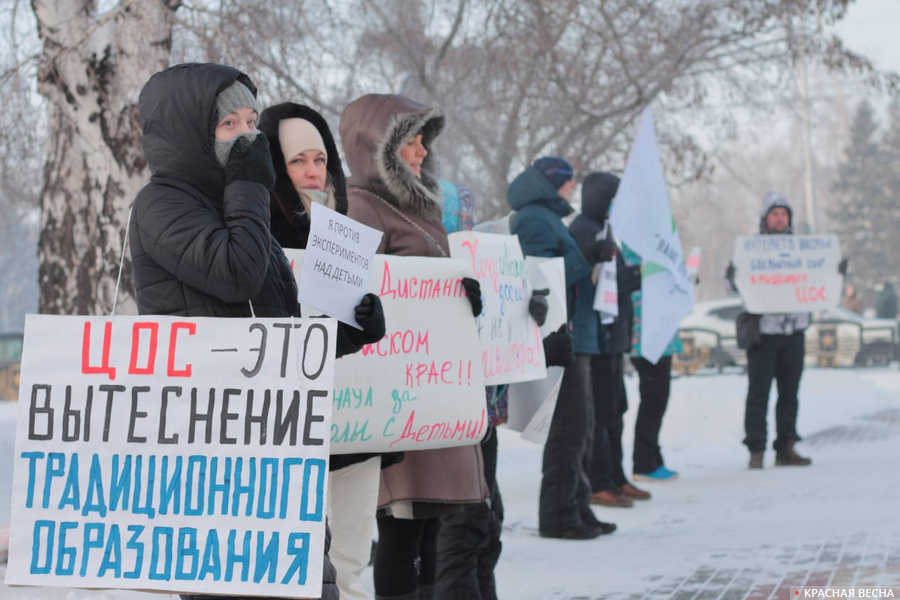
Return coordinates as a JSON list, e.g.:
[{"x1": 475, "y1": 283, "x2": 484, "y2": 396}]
[{"x1": 1, "y1": 367, "x2": 899, "y2": 599}]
